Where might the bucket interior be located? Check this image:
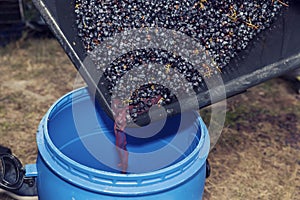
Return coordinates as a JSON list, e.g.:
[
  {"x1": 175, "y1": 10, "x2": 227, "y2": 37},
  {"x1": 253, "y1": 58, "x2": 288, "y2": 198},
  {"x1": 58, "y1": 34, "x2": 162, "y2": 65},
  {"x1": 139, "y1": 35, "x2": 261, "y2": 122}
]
[{"x1": 47, "y1": 91, "x2": 201, "y2": 174}]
